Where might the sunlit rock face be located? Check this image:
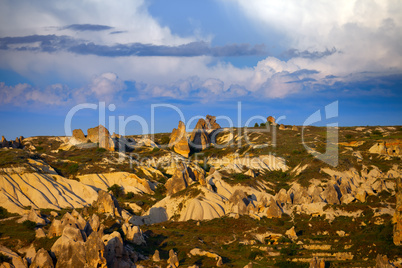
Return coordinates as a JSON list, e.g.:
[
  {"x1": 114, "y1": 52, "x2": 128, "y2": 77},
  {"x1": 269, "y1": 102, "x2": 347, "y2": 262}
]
[
  {"x1": 168, "y1": 121, "x2": 190, "y2": 158},
  {"x1": 394, "y1": 178, "x2": 402, "y2": 246}
]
